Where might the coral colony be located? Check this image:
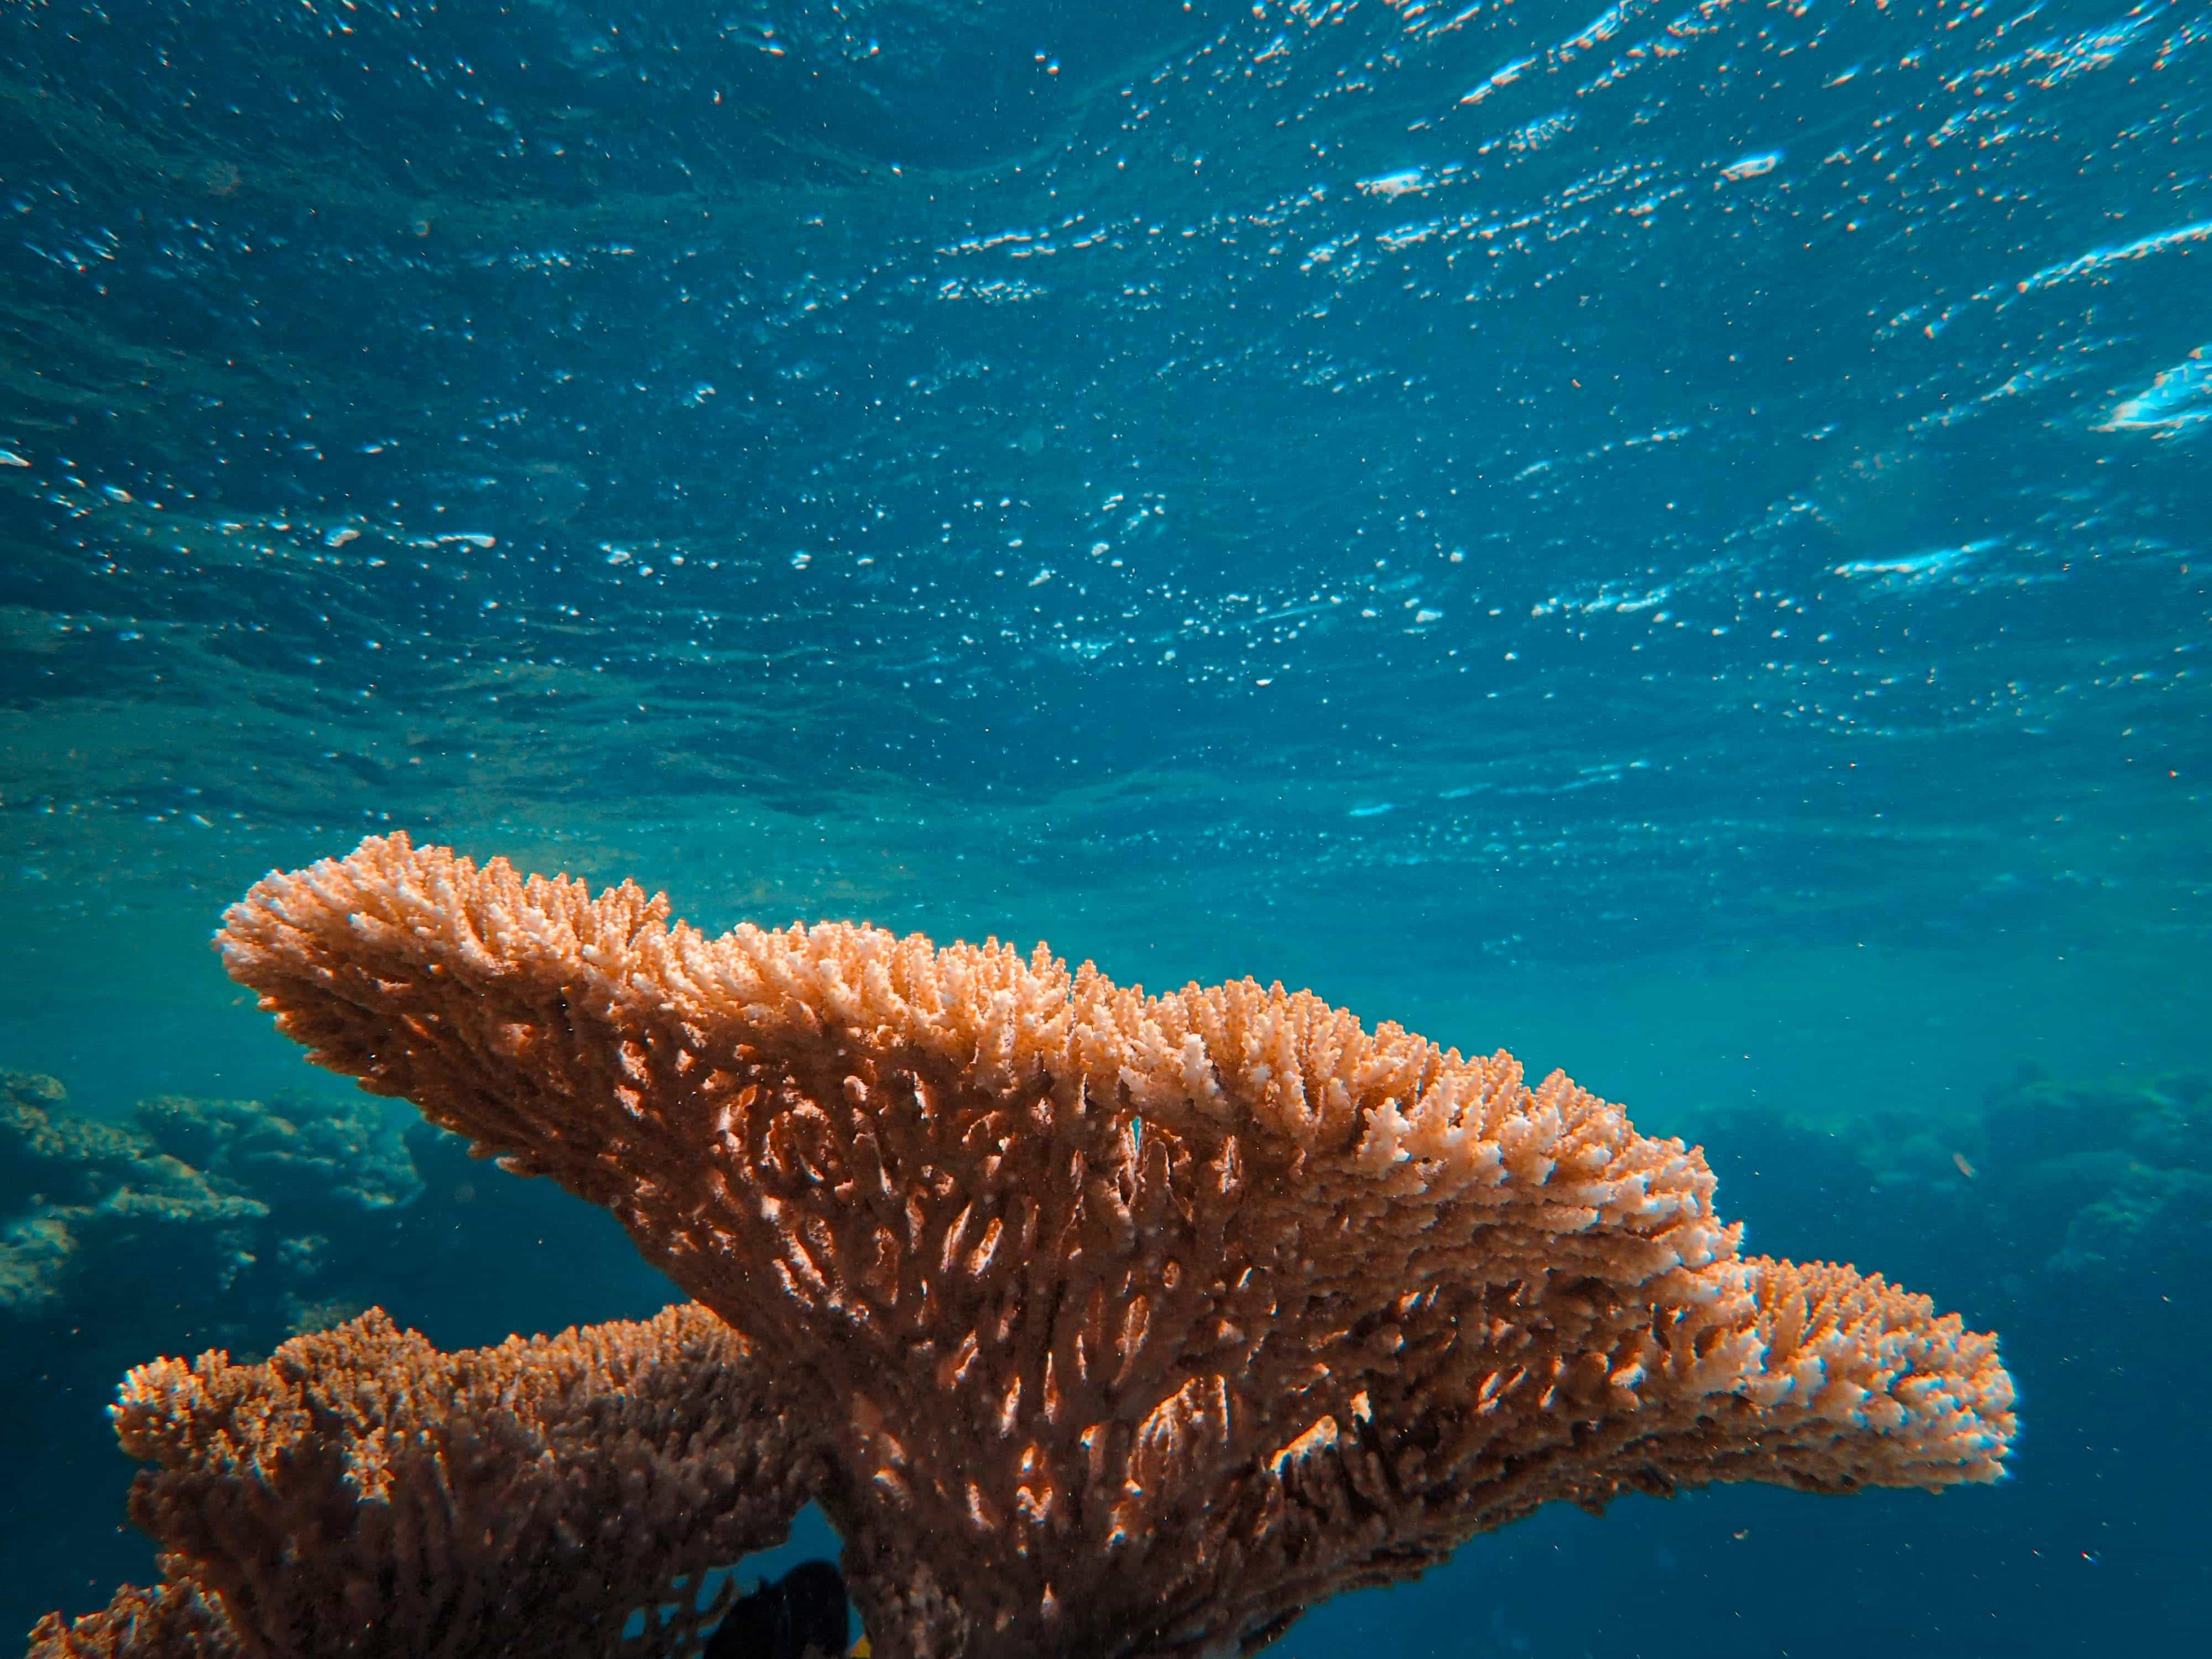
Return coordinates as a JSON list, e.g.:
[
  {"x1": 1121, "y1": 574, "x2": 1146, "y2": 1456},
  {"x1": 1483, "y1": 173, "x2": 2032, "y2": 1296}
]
[{"x1": 34, "y1": 835, "x2": 2012, "y2": 1659}]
